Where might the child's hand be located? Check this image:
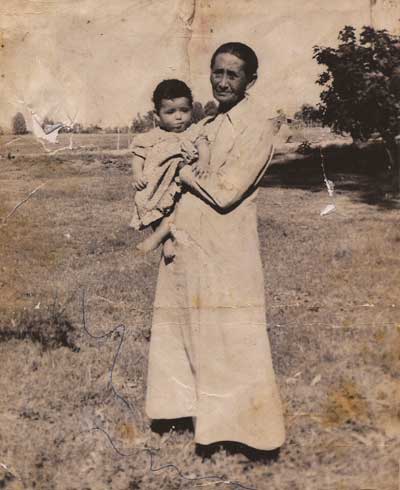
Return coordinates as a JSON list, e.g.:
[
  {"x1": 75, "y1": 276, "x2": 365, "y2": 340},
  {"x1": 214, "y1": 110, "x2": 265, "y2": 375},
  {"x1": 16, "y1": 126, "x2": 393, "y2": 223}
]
[{"x1": 132, "y1": 173, "x2": 148, "y2": 191}]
